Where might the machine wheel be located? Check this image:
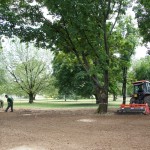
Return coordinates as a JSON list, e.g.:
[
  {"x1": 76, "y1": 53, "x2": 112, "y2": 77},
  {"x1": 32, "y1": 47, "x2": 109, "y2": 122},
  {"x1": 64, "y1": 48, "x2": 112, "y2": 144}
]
[
  {"x1": 130, "y1": 97, "x2": 135, "y2": 104},
  {"x1": 144, "y1": 95, "x2": 150, "y2": 106}
]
